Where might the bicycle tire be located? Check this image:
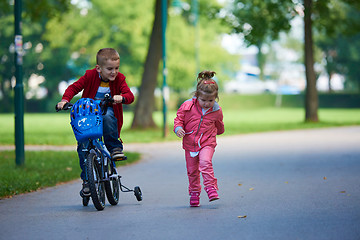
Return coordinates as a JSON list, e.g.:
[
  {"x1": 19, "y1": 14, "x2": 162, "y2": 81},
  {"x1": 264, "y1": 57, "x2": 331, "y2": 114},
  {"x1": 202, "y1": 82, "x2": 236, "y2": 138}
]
[
  {"x1": 86, "y1": 152, "x2": 106, "y2": 211},
  {"x1": 104, "y1": 158, "x2": 120, "y2": 205}
]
